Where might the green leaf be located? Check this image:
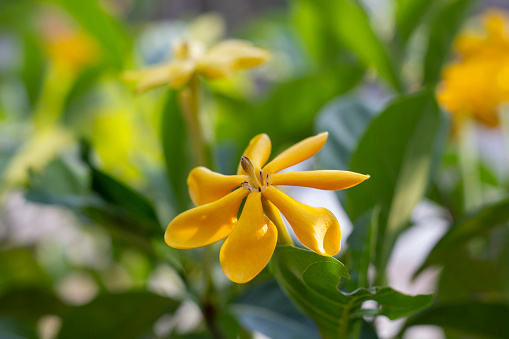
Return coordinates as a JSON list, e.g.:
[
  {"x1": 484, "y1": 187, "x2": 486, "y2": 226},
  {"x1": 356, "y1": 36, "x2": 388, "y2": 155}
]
[
  {"x1": 21, "y1": 34, "x2": 46, "y2": 112},
  {"x1": 90, "y1": 168, "x2": 162, "y2": 237},
  {"x1": 271, "y1": 246, "x2": 433, "y2": 338},
  {"x1": 416, "y1": 198, "x2": 509, "y2": 275},
  {"x1": 299, "y1": 0, "x2": 401, "y2": 90},
  {"x1": 61, "y1": 65, "x2": 104, "y2": 126},
  {"x1": 0, "y1": 249, "x2": 51, "y2": 293},
  {"x1": 346, "y1": 90, "x2": 448, "y2": 279},
  {"x1": 231, "y1": 280, "x2": 319, "y2": 339},
  {"x1": 314, "y1": 97, "x2": 376, "y2": 173},
  {"x1": 161, "y1": 90, "x2": 191, "y2": 213},
  {"x1": 423, "y1": 0, "x2": 473, "y2": 85},
  {"x1": 262, "y1": 62, "x2": 363, "y2": 137},
  {"x1": 48, "y1": 0, "x2": 130, "y2": 70},
  {"x1": 0, "y1": 288, "x2": 66, "y2": 321},
  {"x1": 395, "y1": 0, "x2": 437, "y2": 45},
  {"x1": 57, "y1": 291, "x2": 179, "y2": 339},
  {"x1": 402, "y1": 302, "x2": 509, "y2": 339}
]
